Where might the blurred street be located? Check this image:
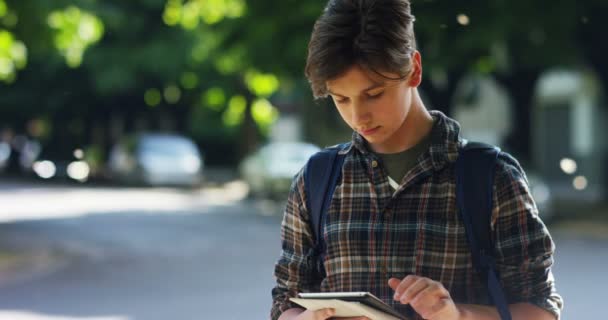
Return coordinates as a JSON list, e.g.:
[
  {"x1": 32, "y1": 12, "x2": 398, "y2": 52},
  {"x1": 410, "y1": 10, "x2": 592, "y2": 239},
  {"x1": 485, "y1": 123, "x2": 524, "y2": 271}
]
[{"x1": 0, "y1": 178, "x2": 606, "y2": 320}]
